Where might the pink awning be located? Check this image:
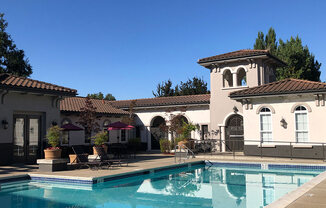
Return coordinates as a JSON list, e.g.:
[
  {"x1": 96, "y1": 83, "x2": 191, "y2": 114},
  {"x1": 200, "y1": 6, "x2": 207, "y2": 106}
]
[
  {"x1": 107, "y1": 121, "x2": 134, "y2": 130},
  {"x1": 61, "y1": 123, "x2": 83, "y2": 131}
]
